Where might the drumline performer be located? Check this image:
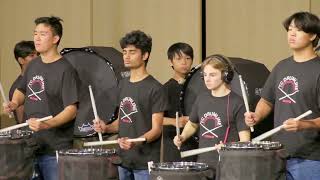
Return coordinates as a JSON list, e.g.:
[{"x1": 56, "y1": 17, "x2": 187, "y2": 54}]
[
  {"x1": 9, "y1": 41, "x2": 38, "y2": 124},
  {"x1": 3, "y1": 16, "x2": 79, "y2": 180},
  {"x1": 245, "y1": 11, "x2": 320, "y2": 180},
  {"x1": 174, "y1": 55, "x2": 250, "y2": 178},
  {"x1": 94, "y1": 30, "x2": 169, "y2": 180},
  {"x1": 162, "y1": 42, "x2": 198, "y2": 162}
]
